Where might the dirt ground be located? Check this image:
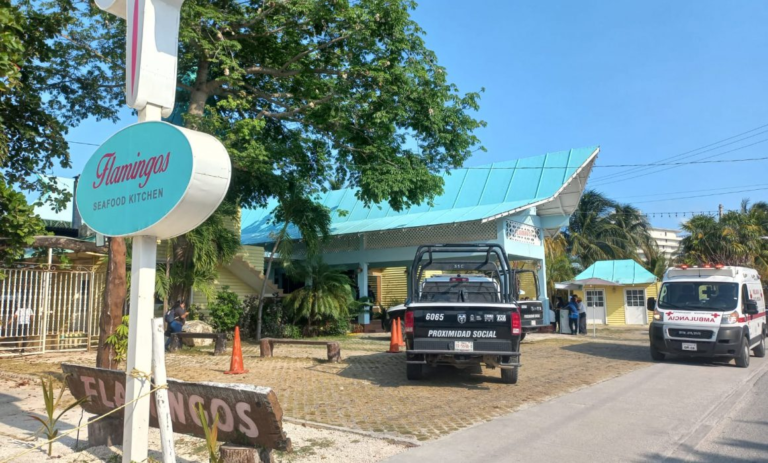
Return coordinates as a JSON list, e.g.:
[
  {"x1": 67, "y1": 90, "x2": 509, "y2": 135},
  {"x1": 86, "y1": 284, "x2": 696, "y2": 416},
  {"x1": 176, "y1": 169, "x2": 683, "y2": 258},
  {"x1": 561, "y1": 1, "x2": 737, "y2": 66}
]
[{"x1": 0, "y1": 329, "x2": 654, "y2": 446}]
